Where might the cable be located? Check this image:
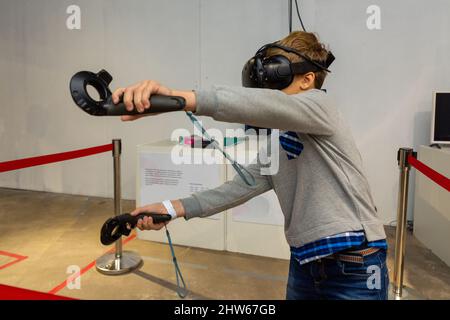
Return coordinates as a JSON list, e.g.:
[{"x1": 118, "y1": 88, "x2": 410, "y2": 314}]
[
  {"x1": 185, "y1": 111, "x2": 256, "y2": 186},
  {"x1": 288, "y1": 0, "x2": 293, "y2": 32},
  {"x1": 294, "y1": 0, "x2": 307, "y2": 31},
  {"x1": 165, "y1": 225, "x2": 187, "y2": 298}
]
